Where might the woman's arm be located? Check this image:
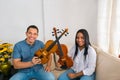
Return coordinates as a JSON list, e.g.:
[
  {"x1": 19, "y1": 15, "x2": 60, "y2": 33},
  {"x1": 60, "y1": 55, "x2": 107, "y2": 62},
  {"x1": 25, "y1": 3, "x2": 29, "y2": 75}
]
[{"x1": 68, "y1": 71, "x2": 84, "y2": 79}]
